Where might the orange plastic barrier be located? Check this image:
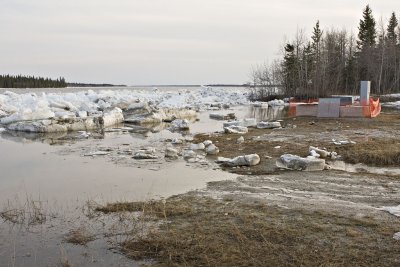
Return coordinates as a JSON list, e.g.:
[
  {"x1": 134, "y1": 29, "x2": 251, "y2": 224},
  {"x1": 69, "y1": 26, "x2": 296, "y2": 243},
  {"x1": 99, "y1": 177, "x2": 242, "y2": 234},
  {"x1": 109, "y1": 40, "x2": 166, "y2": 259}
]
[{"x1": 369, "y1": 98, "x2": 381, "y2": 118}]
